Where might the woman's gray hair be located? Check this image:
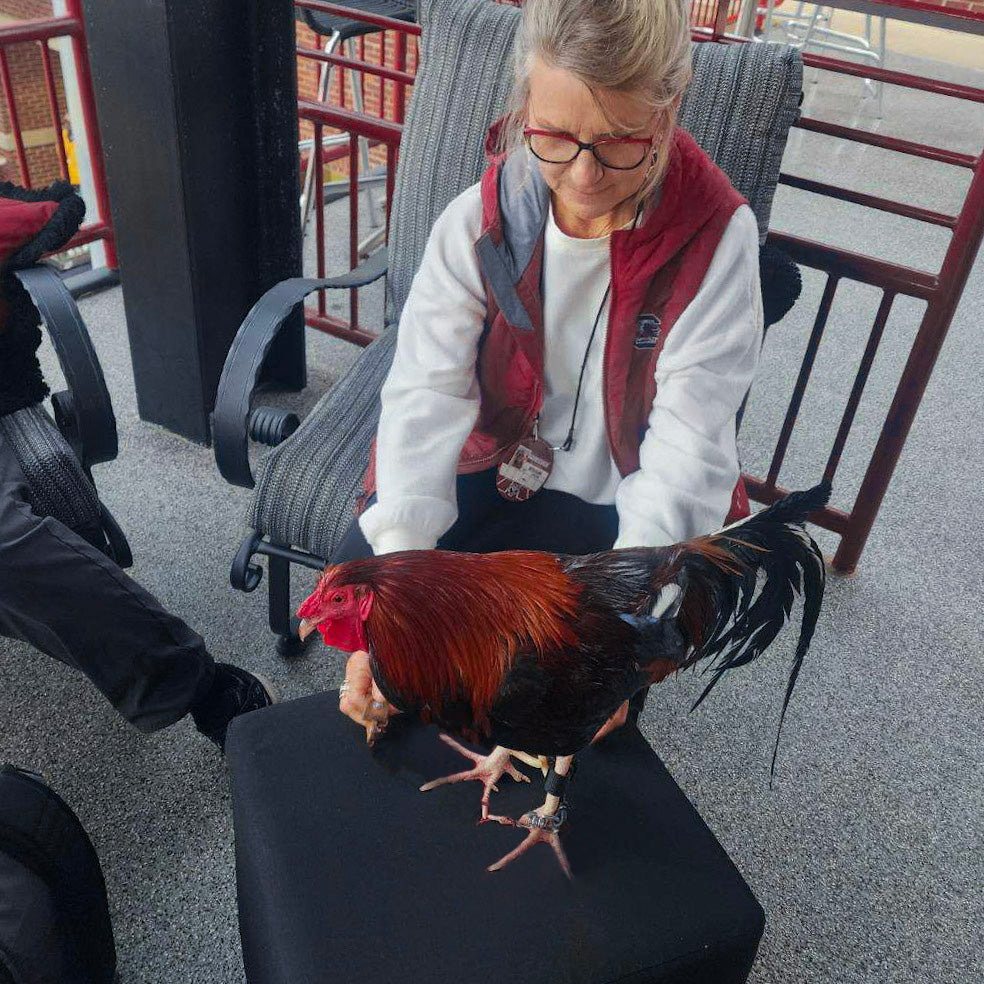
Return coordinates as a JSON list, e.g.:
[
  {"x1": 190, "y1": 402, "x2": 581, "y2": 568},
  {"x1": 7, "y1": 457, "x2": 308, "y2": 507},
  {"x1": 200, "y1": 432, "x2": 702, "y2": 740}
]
[{"x1": 500, "y1": 0, "x2": 692, "y2": 195}]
